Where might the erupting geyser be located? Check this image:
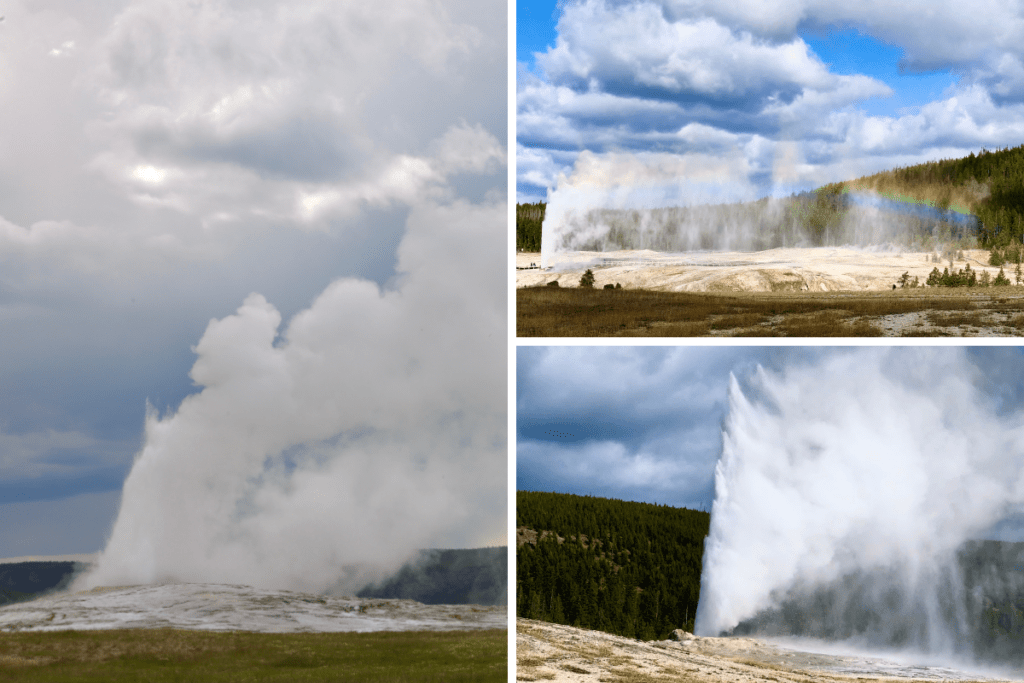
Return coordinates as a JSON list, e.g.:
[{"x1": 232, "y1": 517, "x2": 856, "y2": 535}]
[
  {"x1": 695, "y1": 348, "x2": 1024, "y2": 665},
  {"x1": 71, "y1": 202, "x2": 506, "y2": 597}
]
